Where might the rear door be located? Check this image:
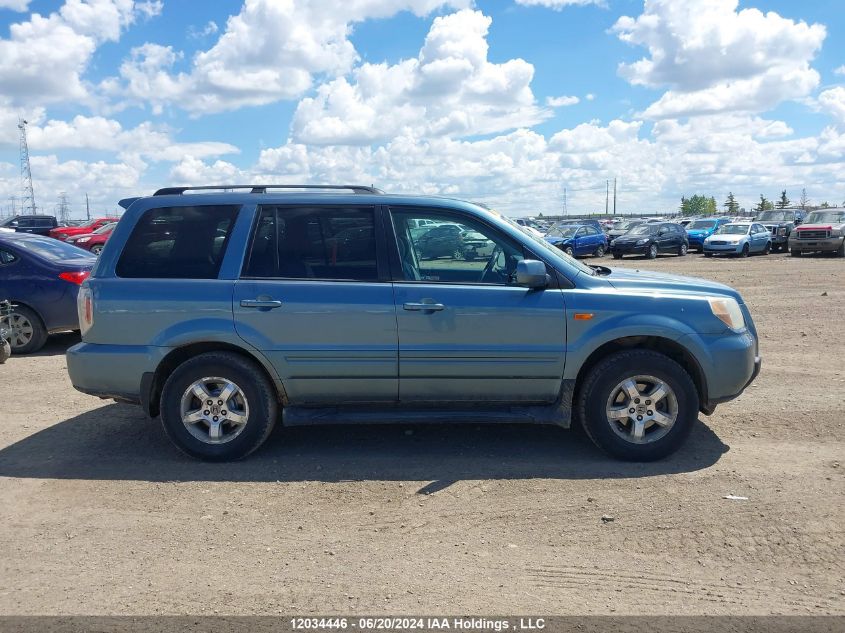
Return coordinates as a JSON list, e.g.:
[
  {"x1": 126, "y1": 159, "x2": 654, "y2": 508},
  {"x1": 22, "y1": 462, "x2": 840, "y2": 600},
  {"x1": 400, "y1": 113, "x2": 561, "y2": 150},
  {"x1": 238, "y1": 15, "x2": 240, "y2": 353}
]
[
  {"x1": 389, "y1": 207, "x2": 567, "y2": 403},
  {"x1": 233, "y1": 205, "x2": 397, "y2": 405}
]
